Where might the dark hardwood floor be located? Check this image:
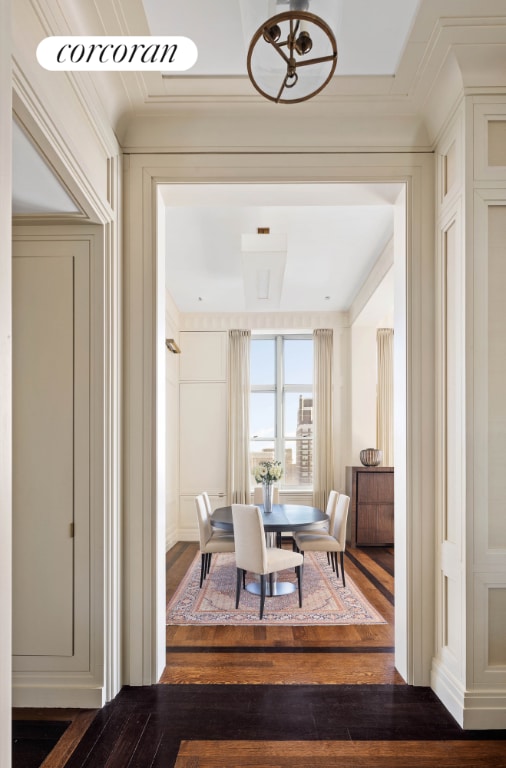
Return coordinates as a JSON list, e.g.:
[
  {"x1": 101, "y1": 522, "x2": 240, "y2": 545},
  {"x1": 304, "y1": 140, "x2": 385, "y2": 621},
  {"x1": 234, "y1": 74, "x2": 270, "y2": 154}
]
[{"x1": 13, "y1": 543, "x2": 506, "y2": 768}]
